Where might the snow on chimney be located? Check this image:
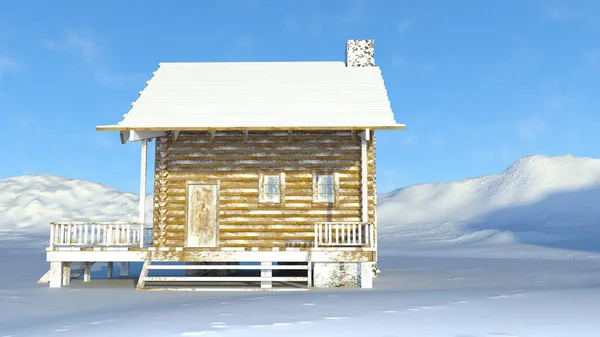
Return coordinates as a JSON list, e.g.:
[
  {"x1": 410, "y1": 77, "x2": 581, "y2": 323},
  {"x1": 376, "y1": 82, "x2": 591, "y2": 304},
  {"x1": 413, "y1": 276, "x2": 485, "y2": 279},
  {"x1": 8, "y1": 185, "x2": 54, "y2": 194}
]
[{"x1": 346, "y1": 39, "x2": 374, "y2": 67}]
